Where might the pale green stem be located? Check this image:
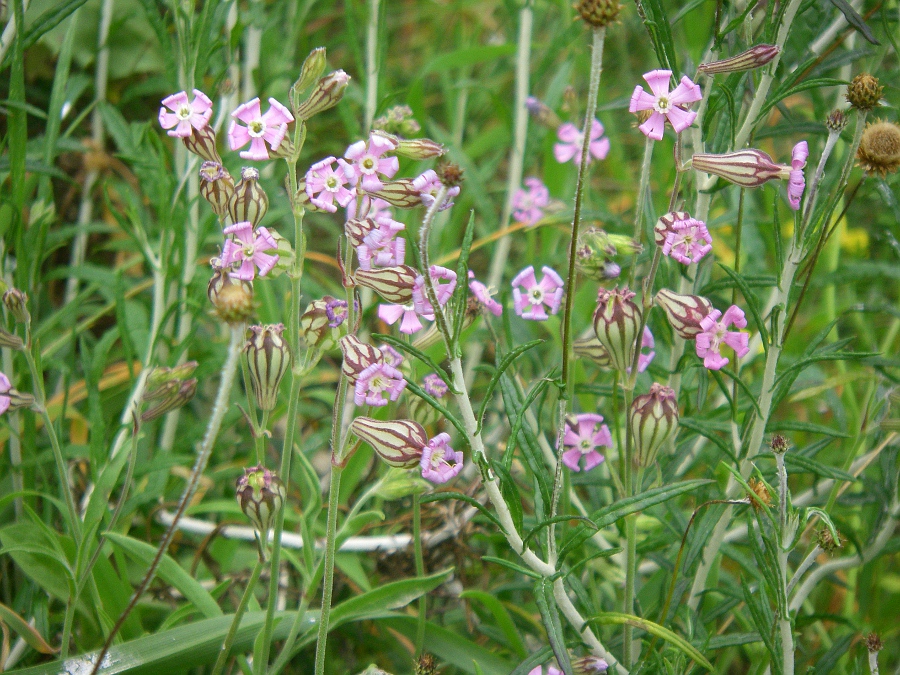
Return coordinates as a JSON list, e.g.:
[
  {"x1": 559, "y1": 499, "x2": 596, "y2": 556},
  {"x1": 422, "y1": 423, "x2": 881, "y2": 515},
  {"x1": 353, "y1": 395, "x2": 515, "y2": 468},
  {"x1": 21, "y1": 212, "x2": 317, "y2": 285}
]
[
  {"x1": 313, "y1": 464, "x2": 343, "y2": 675},
  {"x1": 212, "y1": 558, "x2": 265, "y2": 675},
  {"x1": 627, "y1": 135, "x2": 655, "y2": 289},
  {"x1": 775, "y1": 452, "x2": 794, "y2": 675},
  {"x1": 413, "y1": 493, "x2": 426, "y2": 655},
  {"x1": 786, "y1": 544, "x2": 822, "y2": 598},
  {"x1": 363, "y1": 0, "x2": 380, "y2": 131}
]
